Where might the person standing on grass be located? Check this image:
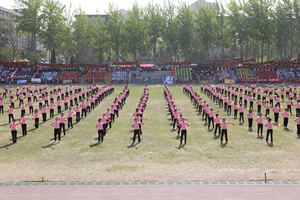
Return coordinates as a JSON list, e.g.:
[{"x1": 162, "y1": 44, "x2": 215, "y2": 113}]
[
  {"x1": 257, "y1": 113, "x2": 264, "y2": 138},
  {"x1": 214, "y1": 114, "x2": 221, "y2": 137},
  {"x1": 282, "y1": 108, "x2": 290, "y2": 129},
  {"x1": 20, "y1": 115, "x2": 29, "y2": 136},
  {"x1": 75, "y1": 104, "x2": 81, "y2": 122},
  {"x1": 20, "y1": 104, "x2": 26, "y2": 117},
  {"x1": 294, "y1": 116, "x2": 300, "y2": 138},
  {"x1": 233, "y1": 102, "x2": 238, "y2": 119},
  {"x1": 7, "y1": 105, "x2": 14, "y2": 123},
  {"x1": 208, "y1": 108, "x2": 215, "y2": 130},
  {"x1": 132, "y1": 118, "x2": 142, "y2": 144},
  {"x1": 52, "y1": 117, "x2": 61, "y2": 142},
  {"x1": 257, "y1": 98, "x2": 262, "y2": 114},
  {"x1": 239, "y1": 103, "x2": 244, "y2": 124},
  {"x1": 287, "y1": 98, "x2": 293, "y2": 115},
  {"x1": 67, "y1": 108, "x2": 74, "y2": 129},
  {"x1": 273, "y1": 103, "x2": 280, "y2": 125},
  {"x1": 247, "y1": 110, "x2": 254, "y2": 131},
  {"x1": 41, "y1": 105, "x2": 48, "y2": 123},
  {"x1": 32, "y1": 109, "x2": 40, "y2": 129},
  {"x1": 28, "y1": 100, "x2": 34, "y2": 114},
  {"x1": 96, "y1": 119, "x2": 105, "y2": 143},
  {"x1": 180, "y1": 118, "x2": 189, "y2": 146},
  {"x1": 59, "y1": 113, "x2": 66, "y2": 135},
  {"x1": 220, "y1": 118, "x2": 228, "y2": 144},
  {"x1": 10, "y1": 119, "x2": 20, "y2": 144},
  {"x1": 265, "y1": 118, "x2": 273, "y2": 145},
  {"x1": 49, "y1": 102, "x2": 55, "y2": 119},
  {"x1": 264, "y1": 101, "x2": 271, "y2": 117}
]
